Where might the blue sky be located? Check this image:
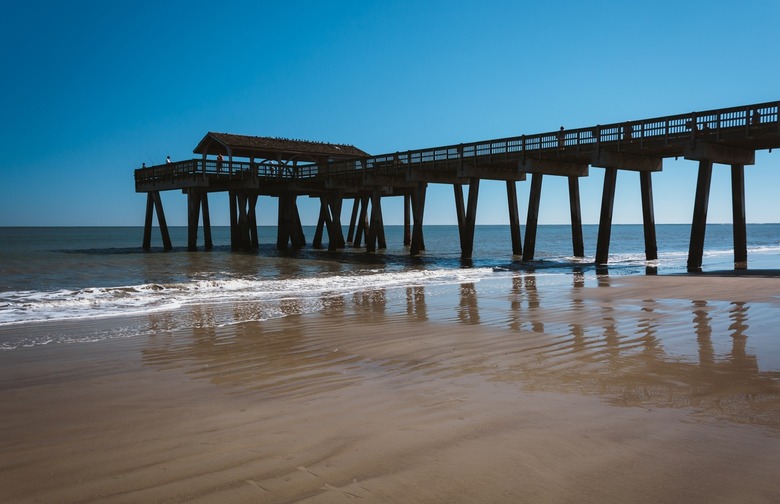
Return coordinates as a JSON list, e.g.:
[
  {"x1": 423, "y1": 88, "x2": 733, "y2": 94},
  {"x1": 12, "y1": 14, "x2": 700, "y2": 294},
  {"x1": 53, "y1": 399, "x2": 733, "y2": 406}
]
[{"x1": 2, "y1": 0, "x2": 779, "y2": 227}]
